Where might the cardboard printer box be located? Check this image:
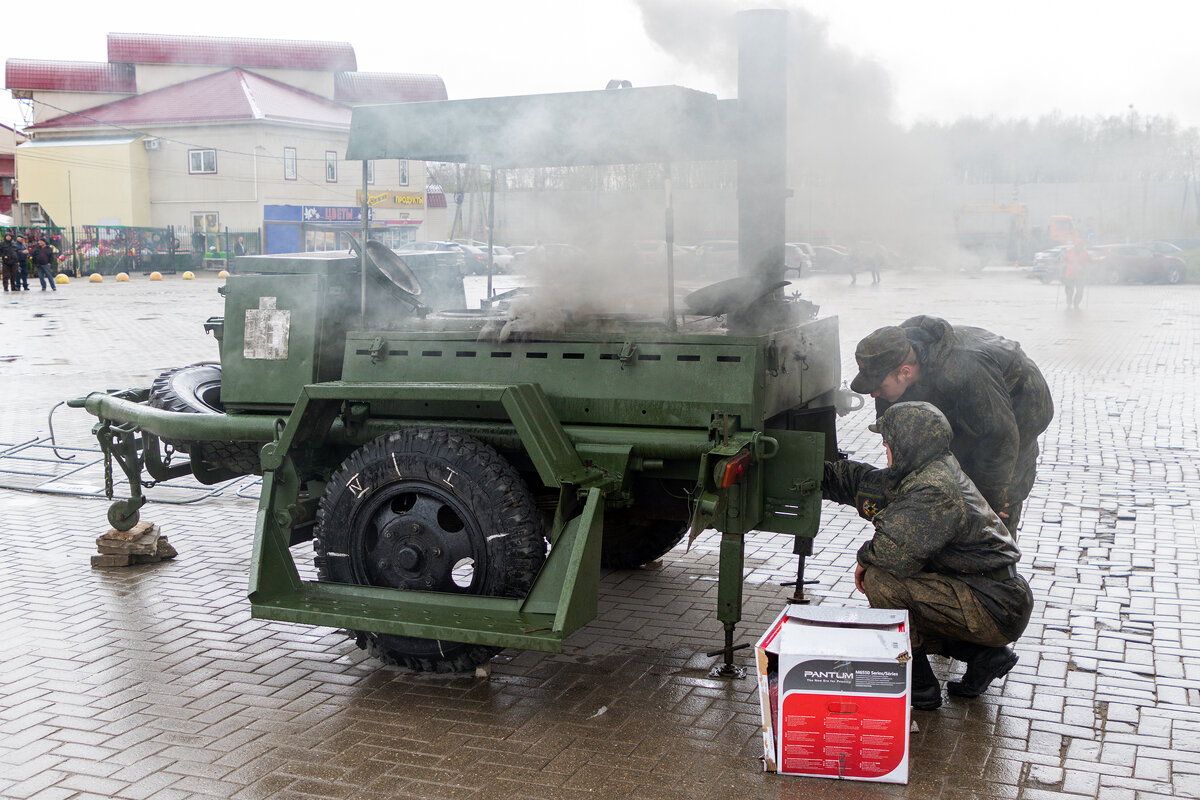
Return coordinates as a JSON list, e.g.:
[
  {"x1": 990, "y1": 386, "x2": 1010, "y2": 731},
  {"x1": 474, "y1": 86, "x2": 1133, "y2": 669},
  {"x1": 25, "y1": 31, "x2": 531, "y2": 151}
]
[{"x1": 755, "y1": 605, "x2": 911, "y2": 783}]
